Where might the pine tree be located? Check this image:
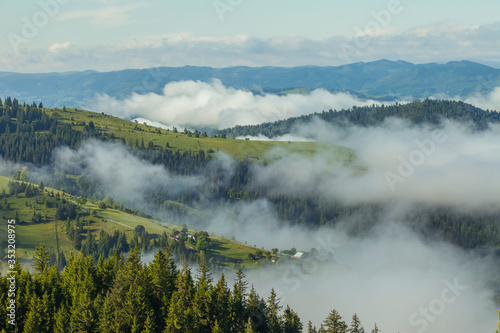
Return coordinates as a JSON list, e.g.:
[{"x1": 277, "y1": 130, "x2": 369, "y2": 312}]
[
  {"x1": 232, "y1": 268, "x2": 248, "y2": 331},
  {"x1": 244, "y1": 317, "x2": 256, "y2": 333},
  {"x1": 211, "y1": 320, "x2": 223, "y2": 333},
  {"x1": 247, "y1": 285, "x2": 268, "y2": 332},
  {"x1": 283, "y1": 305, "x2": 303, "y2": 333},
  {"x1": 164, "y1": 262, "x2": 195, "y2": 332},
  {"x1": 122, "y1": 272, "x2": 149, "y2": 332},
  {"x1": 267, "y1": 288, "x2": 282, "y2": 333},
  {"x1": 141, "y1": 311, "x2": 156, "y2": 333},
  {"x1": 23, "y1": 295, "x2": 44, "y2": 333},
  {"x1": 370, "y1": 323, "x2": 380, "y2": 333},
  {"x1": 96, "y1": 255, "x2": 117, "y2": 298},
  {"x1": 193, "y1": 256, "x2": 212, "y2": 332},
  {"x1": 107, "y1": 245, "x2": 142, "y2": 331},
  {"x1": 96, "y1": 292, "x2": 115, "y2": 333},
  {"x1": 348, "y1": 313, "x2": 365, "y2": 333},
  {"x1": 53, "y1": 306, "x2": 69, "y2": 333},
  {"x1": 211, "y1": 273, "x2": 232, "y2": 332},
  {"x1": 308, "y1": 320, "x2": 318, "y2": 333},
  {"x1": 68, "y1": 282, "x2": 96, "y2": 332},
  {"x1": 323, "y1": 309, "x2": 347, "y2": 333},
  {"x1": 32, "y1": 243, "x2": 50, "y2": 275},
  {"x1": 149, "y1": 248, "x2": 177, "y2": 331}
]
